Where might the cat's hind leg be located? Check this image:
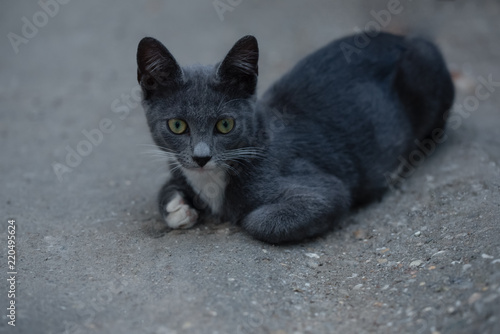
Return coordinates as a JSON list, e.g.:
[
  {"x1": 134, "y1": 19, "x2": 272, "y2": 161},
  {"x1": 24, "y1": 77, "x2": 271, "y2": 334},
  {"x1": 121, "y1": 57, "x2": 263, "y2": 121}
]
[
  {"x1": 242, "y1": 173, "x2": 351, "y2": 244},
  {"x1": 158, "y1": 178, "x2": 198, "y2": 229}
]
